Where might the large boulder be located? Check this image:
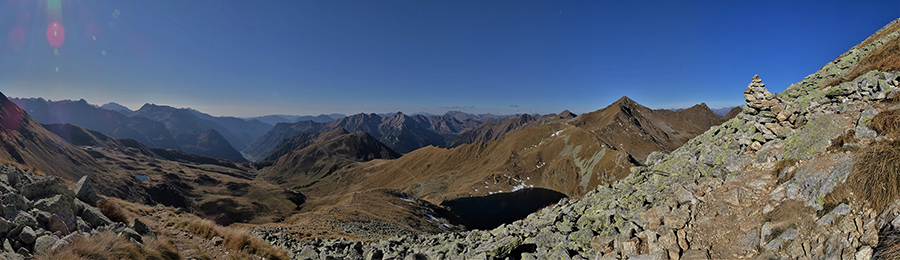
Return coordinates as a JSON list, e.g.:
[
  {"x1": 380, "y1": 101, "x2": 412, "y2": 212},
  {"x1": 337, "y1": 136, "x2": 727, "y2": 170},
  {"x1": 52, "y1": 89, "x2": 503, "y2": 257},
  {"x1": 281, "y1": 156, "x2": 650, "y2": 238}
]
[
  {"x1": 20, "y1": 177, "x2": 72, "y2": 200},
  {"x1": 33, "y1": 235, "x2": 58, "y2": 253},
  {"x1": 133, "y1": 218, "x2": 156, "y2": 237},
  {"x1": 18, "y1": 226, "x2": 35, "y2": 245},
  {"x1": 32, "y1": 195, "x2": 76, "y2": 234},
  {"x1": 77, "y1": 201, "x2": 112, "y2": 228},
  {"x1": 73, "y1": 176, "x2": 102, "y2": 206}
]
